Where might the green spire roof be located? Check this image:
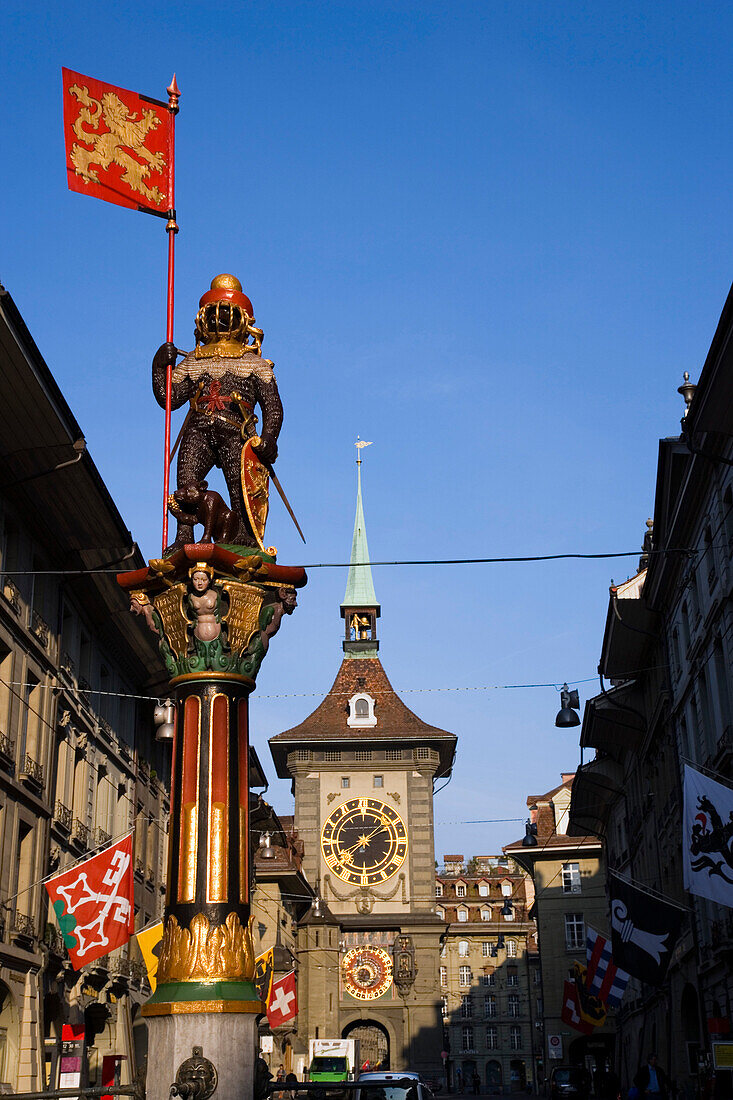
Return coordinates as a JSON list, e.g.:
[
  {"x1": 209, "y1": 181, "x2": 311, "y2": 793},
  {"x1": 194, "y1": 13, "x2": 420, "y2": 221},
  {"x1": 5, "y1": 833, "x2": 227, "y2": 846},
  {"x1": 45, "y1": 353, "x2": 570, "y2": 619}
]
[{"x1": 342, "y1": 458, "x2": 379, "y2": 610}]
